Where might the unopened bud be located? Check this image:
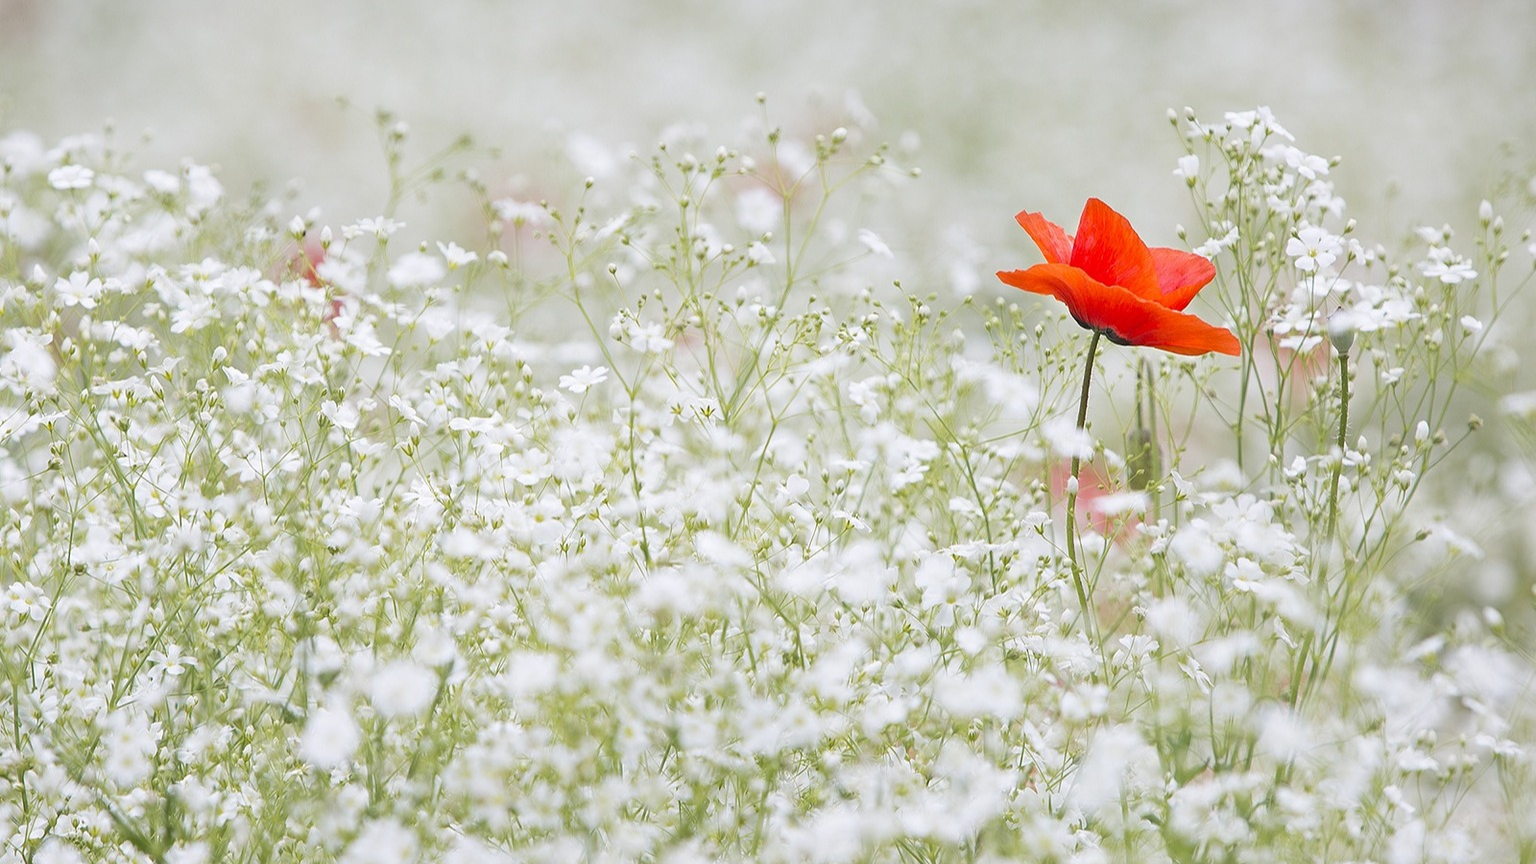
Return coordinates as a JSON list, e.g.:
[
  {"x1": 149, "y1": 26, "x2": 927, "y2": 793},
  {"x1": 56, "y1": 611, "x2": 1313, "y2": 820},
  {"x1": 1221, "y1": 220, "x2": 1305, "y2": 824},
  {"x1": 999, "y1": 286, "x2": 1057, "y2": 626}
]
[
  {"x1": 1125, "y1": 428, "x2": 1158, "y2": 491},
  {"x1": 1327, "y1": 311, "x2": 1357, "y2": 354}
]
